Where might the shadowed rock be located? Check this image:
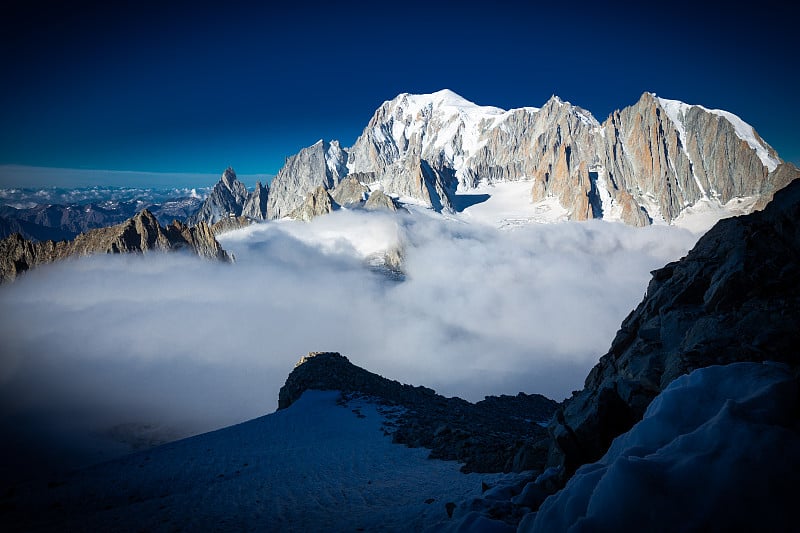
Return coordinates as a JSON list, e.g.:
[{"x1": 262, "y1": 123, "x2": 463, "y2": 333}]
[
  {"x1": 546, "y1": 176, "x2": 800, "y2": 479},
  {"x1": 288, "y1": 185, "x2": 338, "y2": 221},
  {"x1": 279, "y1": 352, "x2": 558, "y2": 473},
  {"x1": 364, "y1": 190, "x2": 400, "y2": 212},
  {"x1": 0, "y1": 209, "x2": 231, "y2": 283}
]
